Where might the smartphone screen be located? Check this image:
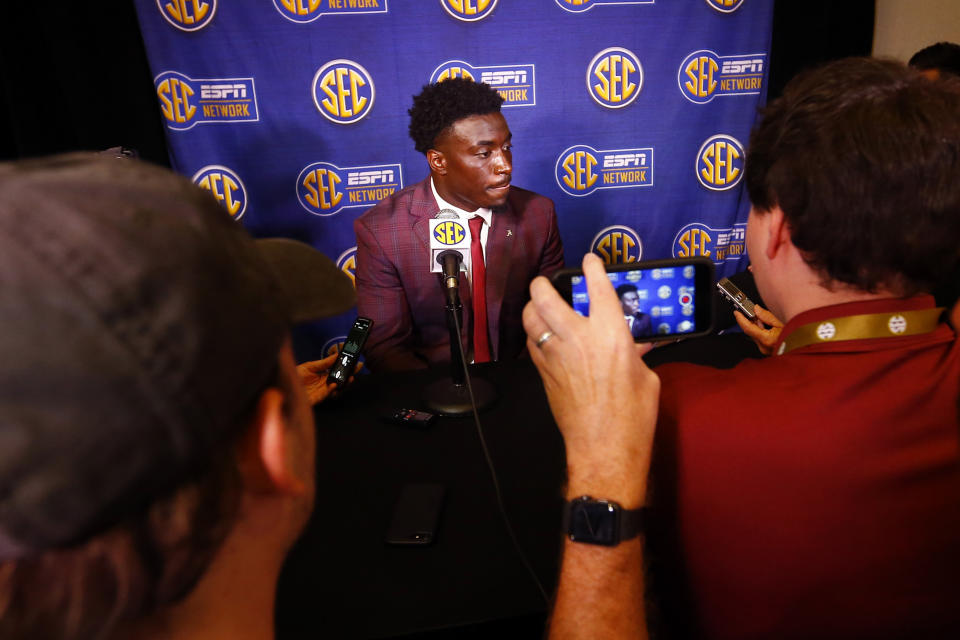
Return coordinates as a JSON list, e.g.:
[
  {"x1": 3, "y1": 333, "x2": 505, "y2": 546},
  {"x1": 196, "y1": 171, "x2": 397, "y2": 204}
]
[
  {"x1": 552, "y1": 258, "x2": 714, "y2": 341},
  {"x1": 341, "y1": 317, "x2": 373, "y2": 356}
]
